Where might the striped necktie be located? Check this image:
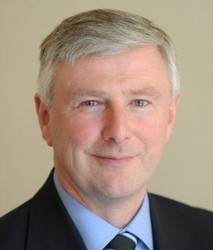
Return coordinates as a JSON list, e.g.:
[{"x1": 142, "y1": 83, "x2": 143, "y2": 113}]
[{"x1": 105, "y1": 232, "x2": 137, "y2": 250}]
